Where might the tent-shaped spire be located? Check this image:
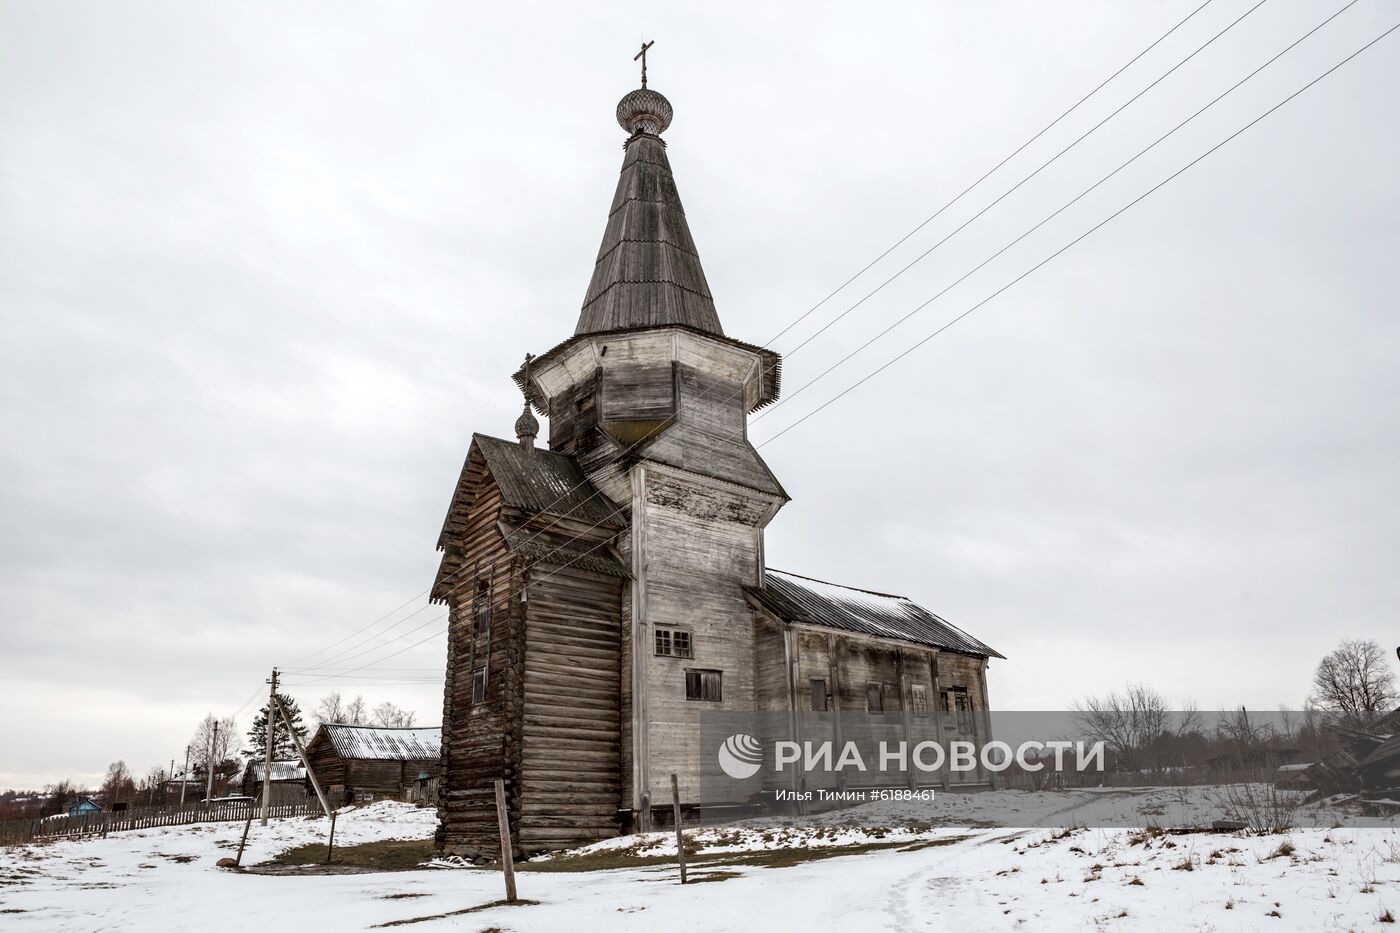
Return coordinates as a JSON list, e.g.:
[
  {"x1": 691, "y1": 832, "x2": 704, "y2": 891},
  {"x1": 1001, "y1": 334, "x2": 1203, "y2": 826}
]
[{"x1": 576, "y1": 86, "x2": 722, "y2": 337}]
